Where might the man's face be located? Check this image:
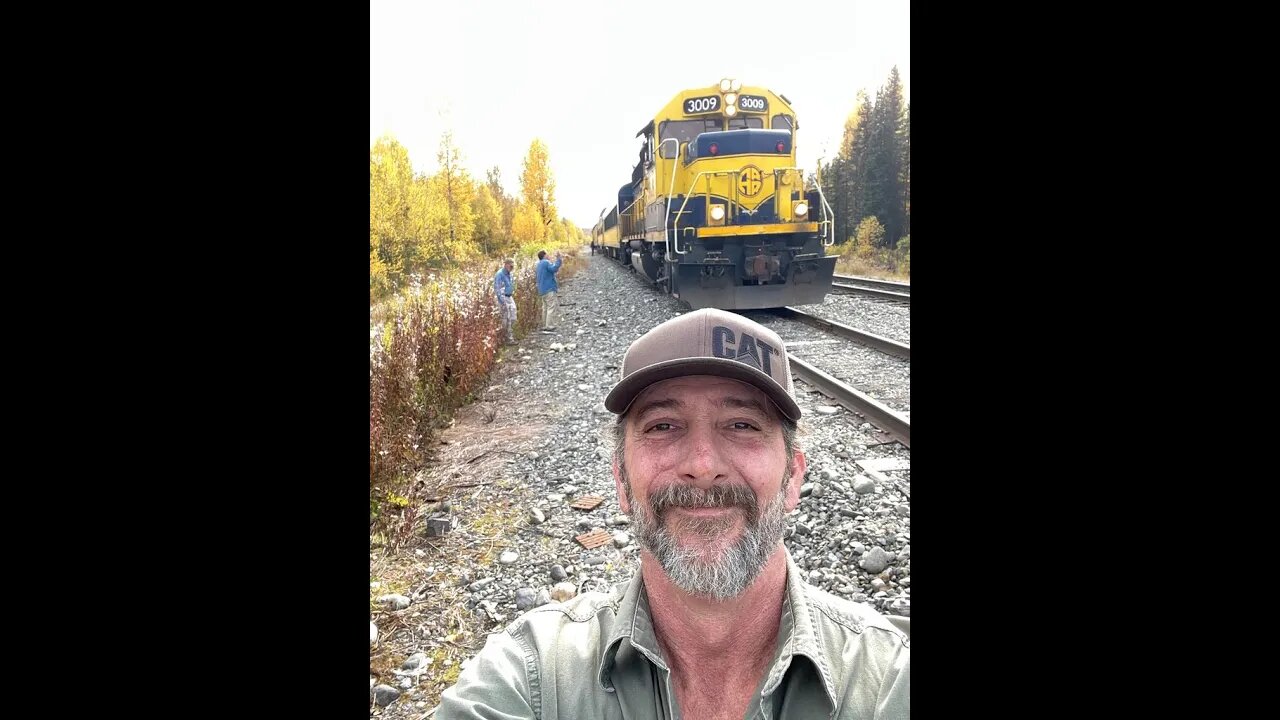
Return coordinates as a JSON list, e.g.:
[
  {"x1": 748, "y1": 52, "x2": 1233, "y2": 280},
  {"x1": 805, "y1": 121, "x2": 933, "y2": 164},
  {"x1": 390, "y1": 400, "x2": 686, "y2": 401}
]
[
  {"x1": 613, "y1": 376, "x2": 805, "y2": 599},
  {"x1": 504, "y1": 262, "x2": 513, "y2": 273}
]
